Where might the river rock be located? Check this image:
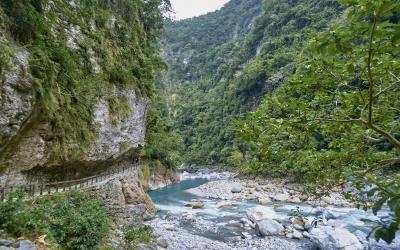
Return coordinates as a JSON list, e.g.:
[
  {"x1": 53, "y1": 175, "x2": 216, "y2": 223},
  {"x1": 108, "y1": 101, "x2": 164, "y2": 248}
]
[
  {"x1": 273, "y1": 193, "x2": 290, "y2": 202},
  {"x1": 240, "y1": 218, "x2": 251, "y2": 225},
  {"x1": 293, "y1": 230, "x2": 303, "y2": 240},
  {"x1": 278, "y1": 218, "x2": 292, "y2": 227},
  {"x1": 304, "y1": 221, "x2": 313, "y2": 231},
  {"x1": 286, "y1": 233, "x2": 294, "y2": 239},
  {"x1": 255, "y1": 219, "x2": 284, "y2": 236},
  {"x1": 0, "y1": 240, "x2": 12, "y2": 247},
  {"x1": 300, "y1": 194, "x2": 309, "y2": 201},
  {"x1": 325, "y1": 211, "x2": 337, "y2": 221},
  {"x1": 16, "y1": 240, "x2": 36, "y2": 250},
  {"x1": 163, "y1": 224, "x2": 176, "y2": 231},
  {"x1": 258, "y1": 197, "x2": 272, "y2": 205},
  {"x1": 192, "y1": 202, "x2": 204, "y2": 209},
  {"x1": 227, "y1": 220, "x2": 242, "y2": 228},
  {"x1": 157, "y1": 238, "x2": 168, "y2": 248},
  {"x1": 293, "y1": 217, "x2": 306, "y2": 231},
  {"x1": 217, "y1": 201, "x2": 232, "y2": 208},
  {"x1": 309, "y1": 226, "x2": 363, "y2": 250},
  {"x1": 231, "y1": 183, "x2": 243, "y2": 193},
  {"x1": 0, "y1": 247, "x2": 14, "y2": 250},
  {"x1": 181, "y1": 213, "x2": 196, "y2": 222},
  {"x1": 241, "y1": 232, "x2": 252, "y2": 240},
  {"x1": 354, "y1": 230, "x2": 400, "y2": 250},
  {"x1": 294, "y1": 224, "x2": 305, "y2": 231},
  {"x1": 246, "y1": 206, "x2": 279, "y2": 223},
  {"x1": 136, "y1": 244, "x2": 156, "y2": 250},
  {"x1": 289, "y1": 197, "x2": 302, "y2": 203}
]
